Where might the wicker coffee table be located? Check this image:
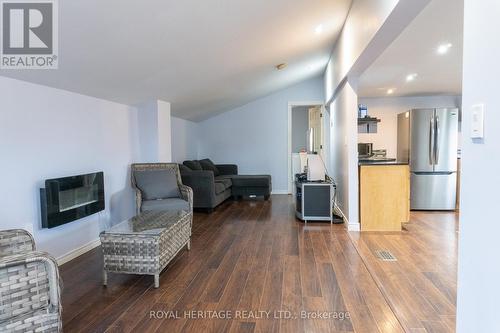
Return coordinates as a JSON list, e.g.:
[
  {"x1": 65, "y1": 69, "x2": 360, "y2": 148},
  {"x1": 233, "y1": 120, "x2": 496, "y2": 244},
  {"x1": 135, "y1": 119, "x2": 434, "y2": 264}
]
[{"x1": 100, "y1": 210, "x2": 192, "y2": 288}]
